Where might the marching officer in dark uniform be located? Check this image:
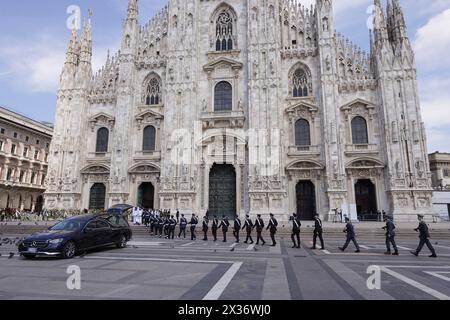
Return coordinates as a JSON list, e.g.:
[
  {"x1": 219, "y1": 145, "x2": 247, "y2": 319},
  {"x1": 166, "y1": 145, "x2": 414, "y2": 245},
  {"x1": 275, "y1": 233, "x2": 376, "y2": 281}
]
[
  {"x1": 339, "y1": 217, "x2": 360, "y2": 253},
  {"x1": 189, "y1": 213, "x2": 198, "y2": 240},
  {"x1": 218, "y1": 216, "x2": 230, "y2": 242},
  {"x1": 267, "y1": 213, "x2": 278, "y2": 246},
  {"x1": 291, "y1": 213, "x2": 301, "y2": 249},
  {"x1": 176, "y1": 209, "x2": 180, "y2": 223},
  {"x1": 202, "y1": 216, "x2": 209, "y2": 241},
  {"x1": 168, "y1": 215, "x2": 177, "y2": 239},
  {"x1": 233, "y1": 215, "x2": 242, "y2": 243},
  {"x1": 311, "y1": 213, "x2": 325, "y2": 250},
  {"x1": 149, "y1": 213, "x2": 156, "y2": 235},
  {"x1": 242, "y1": 214, "x2": 254, "y2": 244},
  {"x1": 382, "y1": 215, "x2": 398, "y2": 255},
  {"x1": 163, "y1": 217, "x2": 170, "y2": 239},
  {"x1": 178, "y1": 214, "x2": 188, "y2": 239},
  {"x1": 255, "y1": 214, "x2": 266, "y2": 246},
  {"x1": 411, "y1": 214, "x2": 437, "y2": 258},
  {"x1": 157, "y1": 216, "x2": 165, "y2": 238},
  {"x1": 211, "y1": 215, "x2": 219, "y2": 242}
]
